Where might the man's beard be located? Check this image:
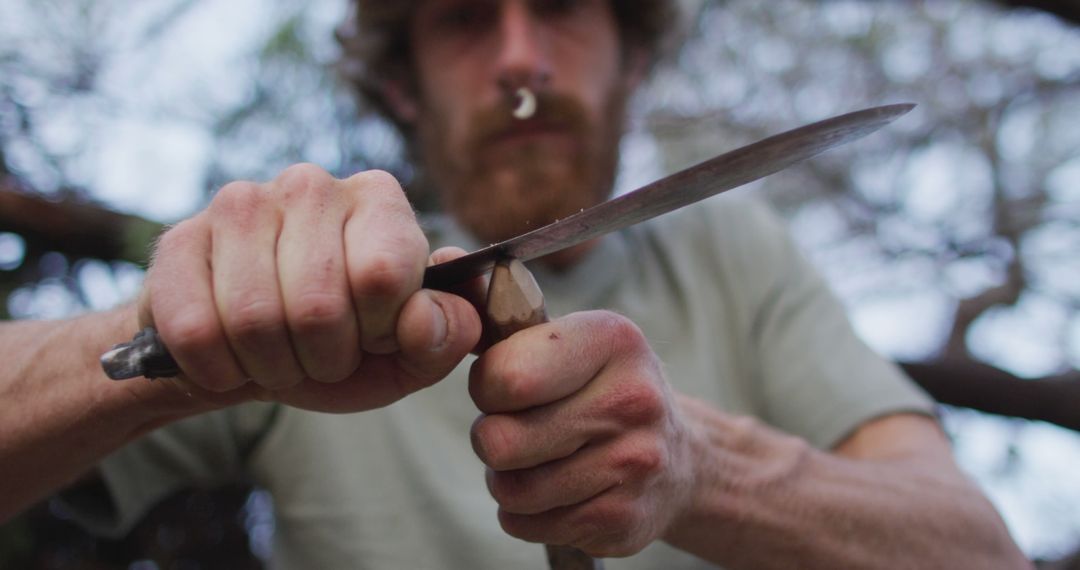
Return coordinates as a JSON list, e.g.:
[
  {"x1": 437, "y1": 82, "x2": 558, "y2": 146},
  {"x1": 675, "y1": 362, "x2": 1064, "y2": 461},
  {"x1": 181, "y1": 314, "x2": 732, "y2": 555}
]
[{"x1": 418, "y1": 87, "x2": 628, "y2": 246}]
